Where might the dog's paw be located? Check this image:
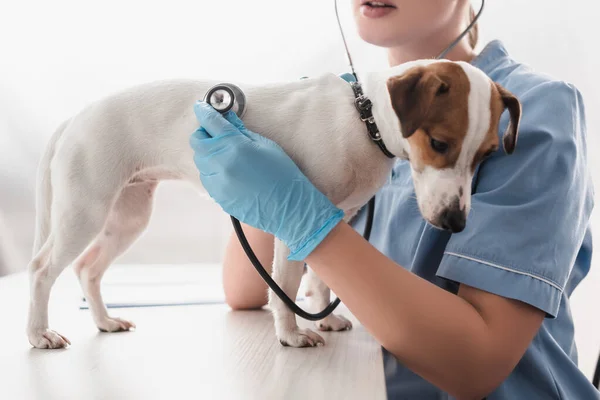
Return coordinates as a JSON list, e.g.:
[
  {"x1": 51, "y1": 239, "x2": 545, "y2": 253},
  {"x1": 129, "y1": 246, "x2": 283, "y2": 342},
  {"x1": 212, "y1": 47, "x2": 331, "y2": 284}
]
[
  {"x1": 316, "y1": 314, "x2": 353, "y2": 332},
  {"x1": 277, "y1": 328, "x2": 325, "y2": 348},
  {"x1": 28, "y1": 329, "x2": 71, "y2": 349},
  {"x1": 97, "y1": 317, "x2": 136, "y2": 333}
]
